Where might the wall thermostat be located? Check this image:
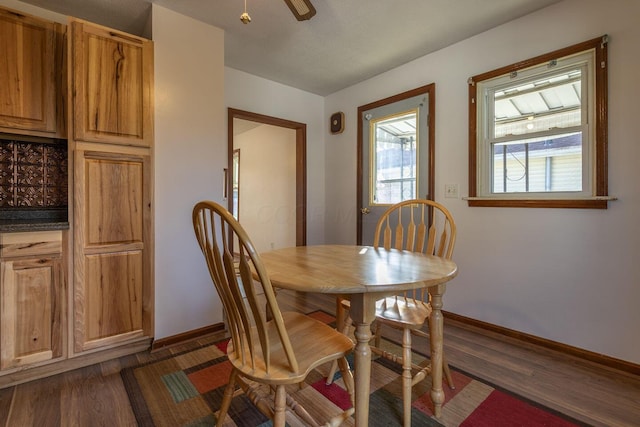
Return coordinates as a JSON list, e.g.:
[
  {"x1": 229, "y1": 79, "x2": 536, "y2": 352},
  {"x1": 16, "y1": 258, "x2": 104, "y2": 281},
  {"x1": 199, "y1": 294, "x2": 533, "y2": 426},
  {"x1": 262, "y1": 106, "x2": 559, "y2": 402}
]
[{"x1": 330, "y1": 112, "x2": 344, "y2": 134}]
